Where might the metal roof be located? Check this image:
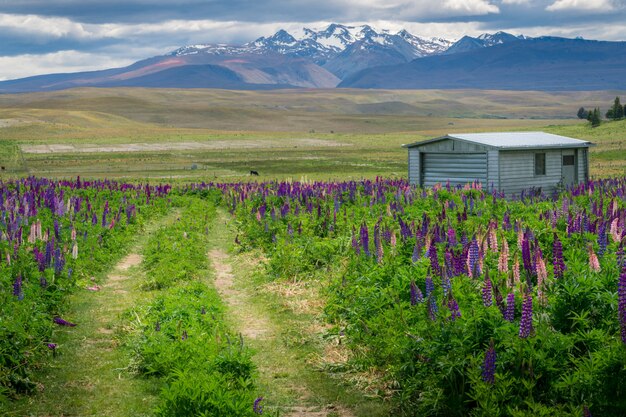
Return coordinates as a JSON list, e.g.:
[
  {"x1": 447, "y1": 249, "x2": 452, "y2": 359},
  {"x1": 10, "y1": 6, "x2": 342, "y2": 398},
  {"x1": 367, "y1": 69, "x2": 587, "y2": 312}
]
[{"x1": 403, "y1": 131, "x2": 594, "y2": 150}]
